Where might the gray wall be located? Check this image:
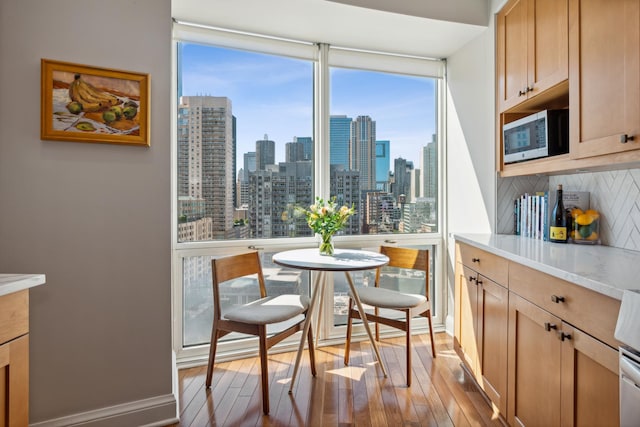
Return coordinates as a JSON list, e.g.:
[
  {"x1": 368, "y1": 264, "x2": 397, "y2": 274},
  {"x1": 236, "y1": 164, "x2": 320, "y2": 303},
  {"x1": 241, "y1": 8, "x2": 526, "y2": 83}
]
[{"x1": 0, "y1": 0, "x2": 174, "y2": 424}]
